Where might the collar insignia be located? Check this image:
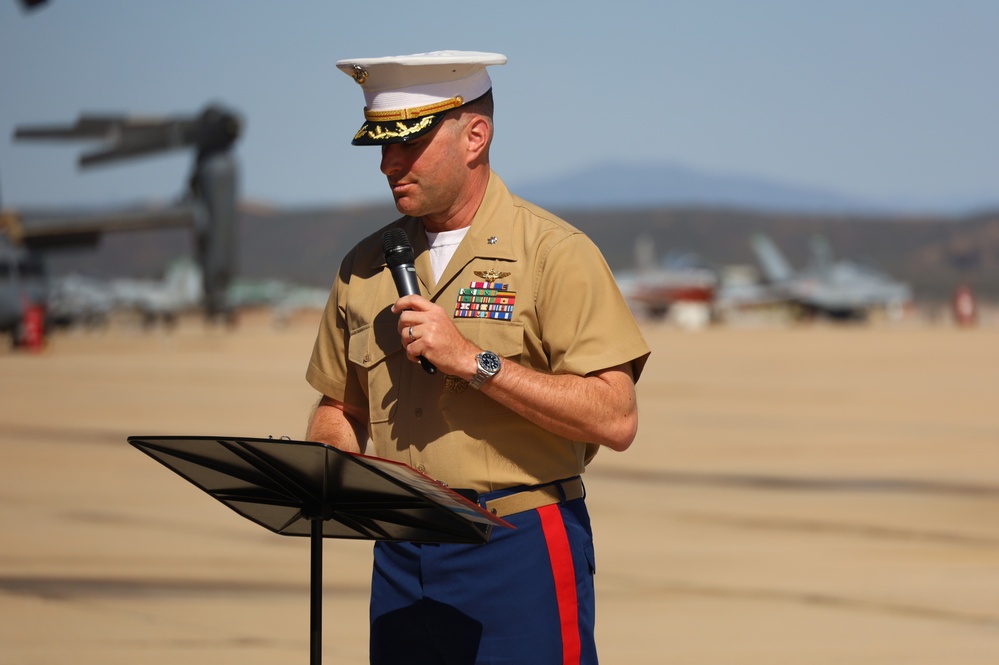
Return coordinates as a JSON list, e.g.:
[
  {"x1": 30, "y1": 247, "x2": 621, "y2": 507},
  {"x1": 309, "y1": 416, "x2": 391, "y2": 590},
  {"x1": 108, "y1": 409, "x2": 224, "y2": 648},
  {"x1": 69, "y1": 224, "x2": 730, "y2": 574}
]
[{"x1": 474, "y1": 270, "x2": 510, "y2": 282}]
